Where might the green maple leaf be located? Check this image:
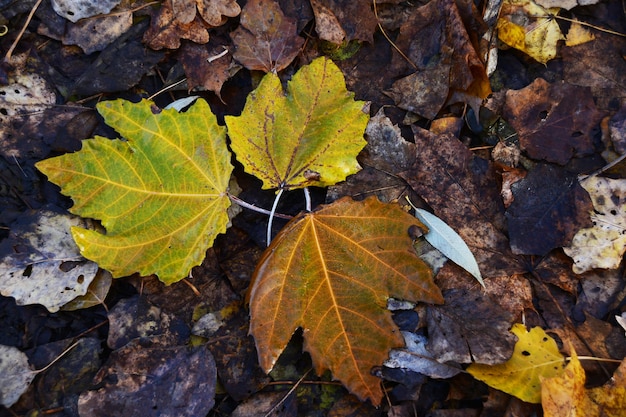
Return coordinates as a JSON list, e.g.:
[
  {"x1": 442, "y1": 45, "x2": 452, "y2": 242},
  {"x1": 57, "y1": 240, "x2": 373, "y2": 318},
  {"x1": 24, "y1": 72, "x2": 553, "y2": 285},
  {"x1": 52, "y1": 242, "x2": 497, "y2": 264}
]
[
  {"x1": 226, "y1": 56, "x2": 369, "y2": 190},
  {"x1": 36, "y1": 99, "x2": 233, "y2": 284}
]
